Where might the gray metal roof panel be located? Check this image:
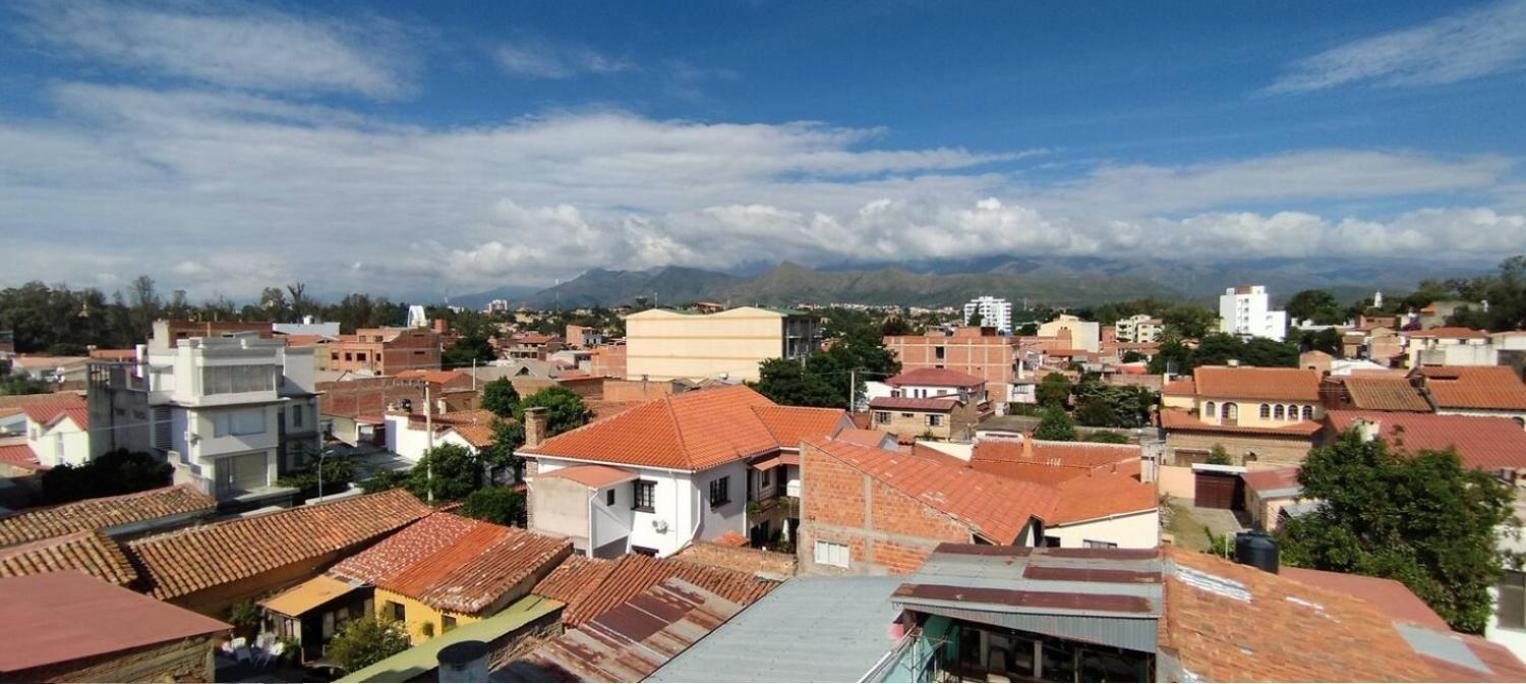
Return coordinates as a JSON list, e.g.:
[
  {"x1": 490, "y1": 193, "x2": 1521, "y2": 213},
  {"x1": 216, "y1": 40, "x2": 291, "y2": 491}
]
[
  {"x1": 1396, "y1": 624, "x2": 1490, "y2": 675},
  {"x1": 911, "y1": 604, "x2": 1159, "y2": 653}
]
